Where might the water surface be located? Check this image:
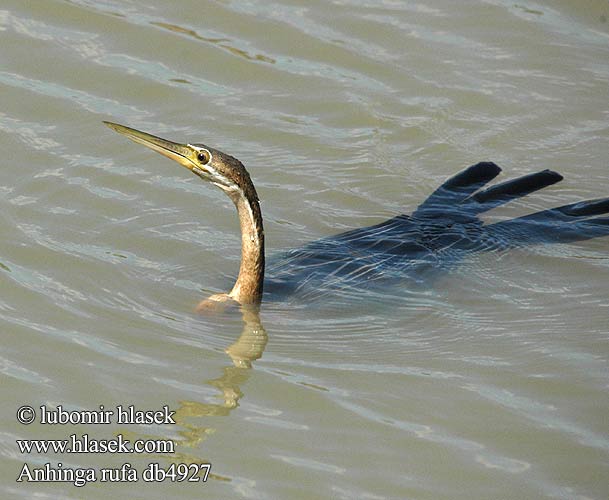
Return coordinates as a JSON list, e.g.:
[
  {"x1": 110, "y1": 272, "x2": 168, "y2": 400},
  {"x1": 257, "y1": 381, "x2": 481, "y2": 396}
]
[{"x1": 1, "y1": 0, "x2": 609, "y2": 498}]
